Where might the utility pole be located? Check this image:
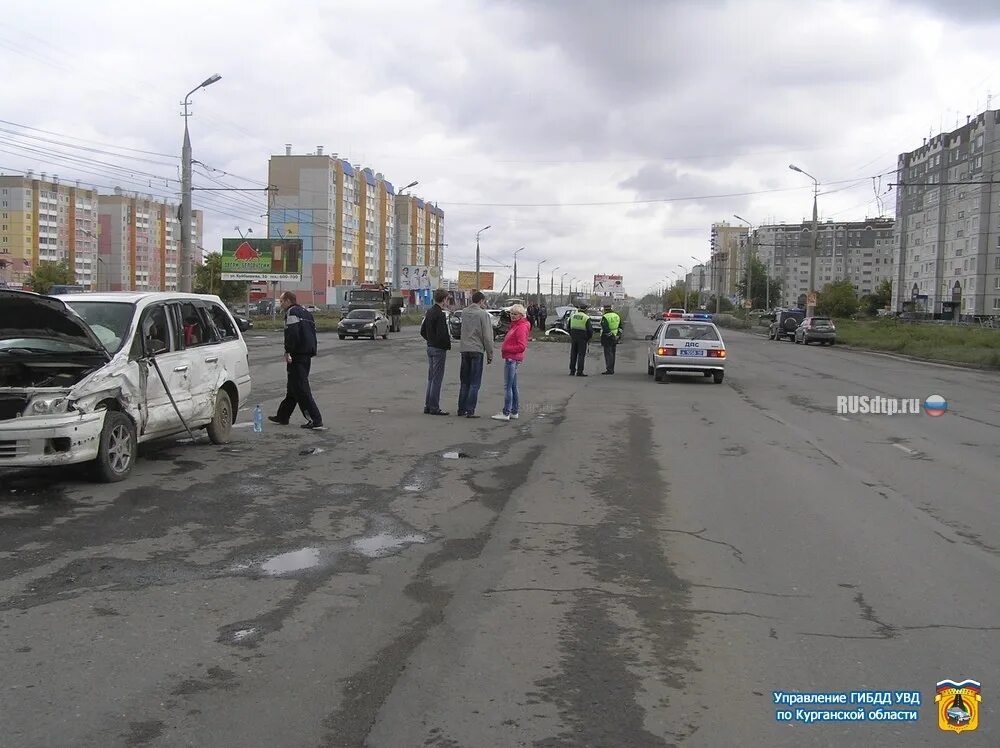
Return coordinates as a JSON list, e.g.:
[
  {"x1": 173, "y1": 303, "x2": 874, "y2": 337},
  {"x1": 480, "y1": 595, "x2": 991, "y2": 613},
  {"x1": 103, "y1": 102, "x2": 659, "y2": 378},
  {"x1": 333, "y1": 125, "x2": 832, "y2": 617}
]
[
  {"x1": 475, "y1": 224, "x2": 491, "y2": 290},
  {"x1": 512, "y1": 247, "x2": 525, "y2": 297},
  {"x1": 789, "y1": 164, "x2": 819, "y2": 314},
  {"x1": 179, "y1": 74, "x2": 222, "y2": 293},
  {"x1": 536, "y1": 259, "x2": 547, "y2": 307}
]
